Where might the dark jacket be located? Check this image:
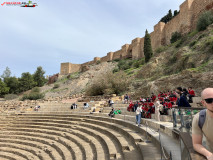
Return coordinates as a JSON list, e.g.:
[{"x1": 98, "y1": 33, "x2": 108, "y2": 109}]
[{"x1": 178, "y1": 95, "x2": 191, "y2": 107}]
